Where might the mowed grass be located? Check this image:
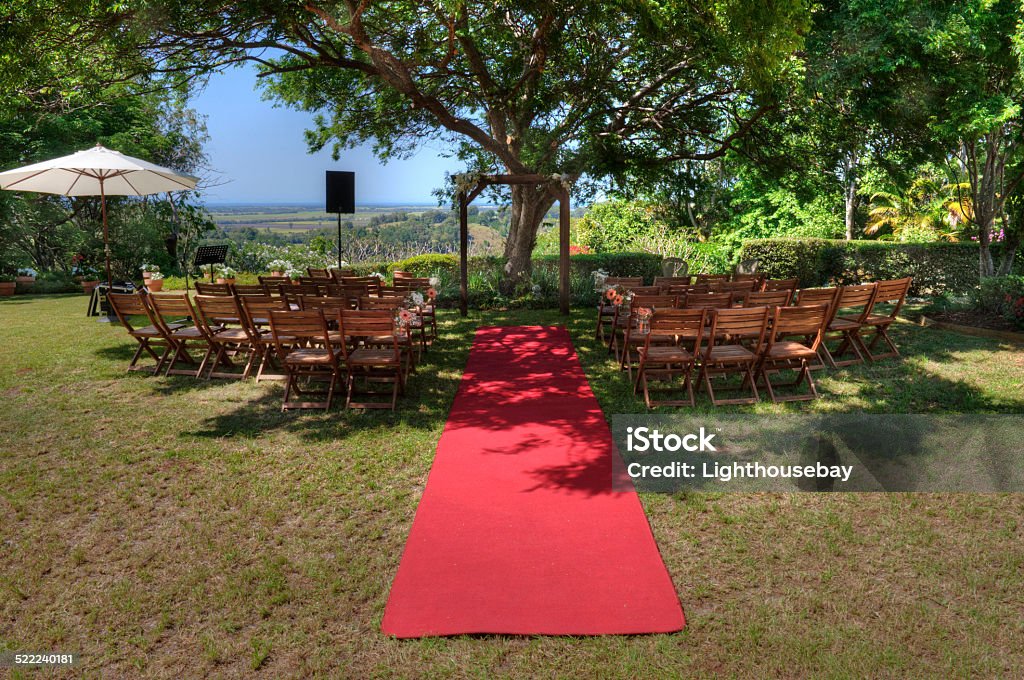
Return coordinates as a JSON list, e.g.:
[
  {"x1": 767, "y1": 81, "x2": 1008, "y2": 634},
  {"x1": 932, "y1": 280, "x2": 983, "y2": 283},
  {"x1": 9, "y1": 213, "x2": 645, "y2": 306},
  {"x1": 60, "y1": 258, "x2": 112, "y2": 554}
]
[{"x1": 1, "y1": 295, "x2": 1022, "y2": 677}]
